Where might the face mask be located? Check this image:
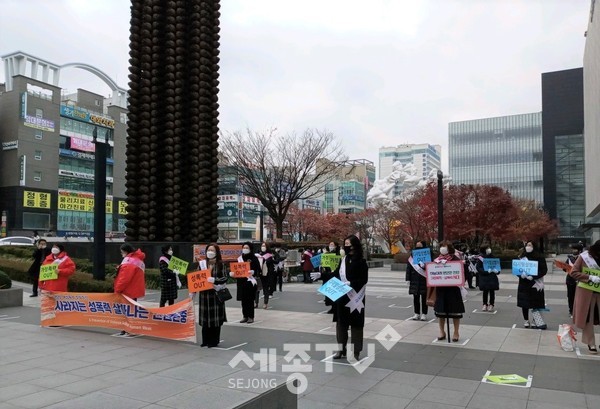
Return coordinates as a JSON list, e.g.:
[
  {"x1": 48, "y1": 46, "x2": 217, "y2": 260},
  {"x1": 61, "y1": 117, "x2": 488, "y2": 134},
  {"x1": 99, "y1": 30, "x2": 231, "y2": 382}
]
[
  {"x1": 573, "y1": 250, "x2": 579, "y2": 255},
  {"x1": 242, "y1": 249, "x2": 250, "y2": 255},
  {"x1": 261, "y1": 247, "x2": 267, "y2": 252},
  {"x1": 340, "y1": 249, "x2": 346, "y2": 257},
  {"x1": 329, "y1": 246, "x2": 336, "y2": 252},
  {"x1": 415, "y1": 245, "x2": 423, "y2": 249},
  {"x1": 167, "y1": 250, "x2": 173, "y2": 256},
  {"x1": 525, "y1": 246, "x2": 533, "y2": 253},
  {"x1": 51, "y1": 248, "x2": 60, "y2": 255},
  {"x1": 40, "y1": 245, "x2": 46, "y2": 249},
  {"x1": 486, "y1": 249, "x2": 492, "y2": 255},
  {"x1": 121, "y1": 252, "x2": 127, "y2": 258},
  {"x1": 344, "y1": 246, "x2": 352, "y2": 255},
  {"x1": 206, "y1": 251, "x2": 216, "y2": 259},
  {"x1": 439, "y1": 247, "x2": 448, "y2": 255}
]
